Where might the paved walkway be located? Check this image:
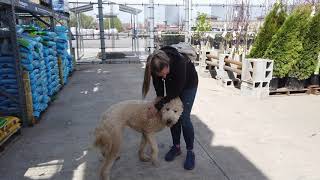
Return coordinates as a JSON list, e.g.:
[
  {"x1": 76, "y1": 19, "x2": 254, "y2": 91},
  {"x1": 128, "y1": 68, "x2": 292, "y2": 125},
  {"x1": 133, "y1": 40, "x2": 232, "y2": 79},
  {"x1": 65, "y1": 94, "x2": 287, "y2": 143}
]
[{"x1": 0, "y1": 63, "x2": 319, "y2": 180}]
